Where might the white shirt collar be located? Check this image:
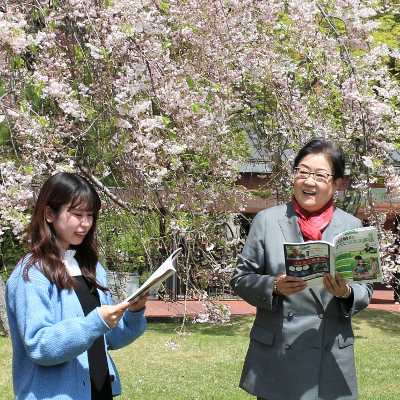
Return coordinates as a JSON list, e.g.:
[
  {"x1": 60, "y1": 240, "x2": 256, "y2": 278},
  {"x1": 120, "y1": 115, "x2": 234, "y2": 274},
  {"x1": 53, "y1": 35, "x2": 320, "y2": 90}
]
[{"x1": 61, "y1": 249, "x2": 81, "y2": 276}]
